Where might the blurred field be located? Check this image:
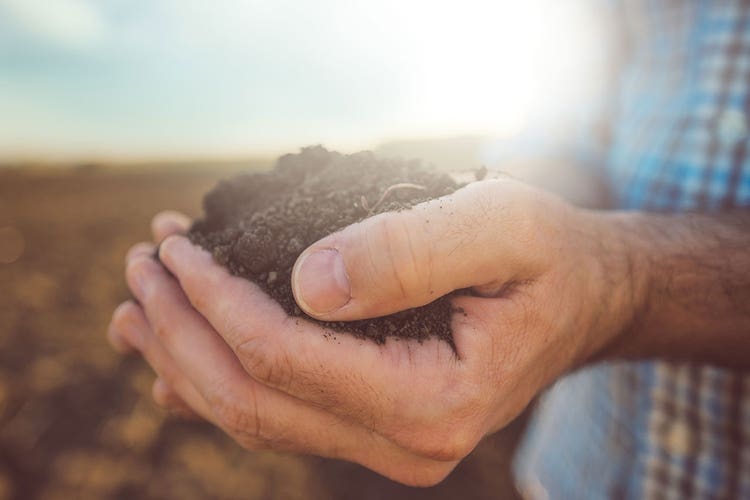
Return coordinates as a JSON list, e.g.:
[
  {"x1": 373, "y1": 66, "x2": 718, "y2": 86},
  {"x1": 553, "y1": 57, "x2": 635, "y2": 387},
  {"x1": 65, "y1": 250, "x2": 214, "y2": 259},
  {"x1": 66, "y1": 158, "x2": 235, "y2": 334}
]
[{"x1": 0, "y1": 165, "x2": 524, "y2": 500}]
